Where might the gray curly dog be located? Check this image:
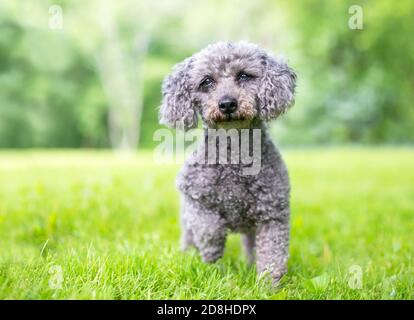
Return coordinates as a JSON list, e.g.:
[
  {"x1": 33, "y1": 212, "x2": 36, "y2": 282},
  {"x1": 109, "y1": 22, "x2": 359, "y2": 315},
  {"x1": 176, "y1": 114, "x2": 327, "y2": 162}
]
[{"x1": 159, "y1": 41, "x2": 296, "y2": 284}]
